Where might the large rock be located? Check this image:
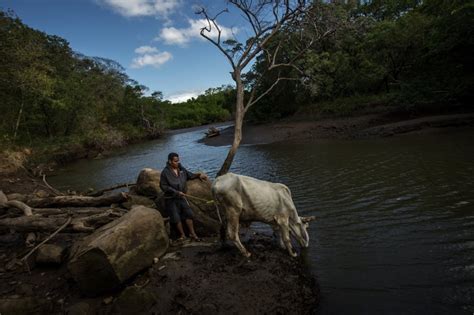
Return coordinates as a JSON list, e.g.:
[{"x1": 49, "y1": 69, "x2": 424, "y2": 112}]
[
  {"x1": 135, "y1": 168, "x2": 221, "y2": 235},
  {"x1": 68, "y1": 206, "x2": 169, "y2": 296},
  {"x1": 135, "y1": 168, "x2": 162, "y2": 197}
]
